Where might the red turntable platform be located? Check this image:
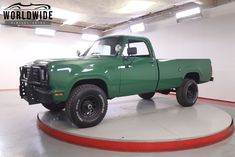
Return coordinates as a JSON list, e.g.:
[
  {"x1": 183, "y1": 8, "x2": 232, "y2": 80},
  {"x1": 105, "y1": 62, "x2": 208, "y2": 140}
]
[{"x1": 37, "y1": 96, "x2": 234, "y2": 152}]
